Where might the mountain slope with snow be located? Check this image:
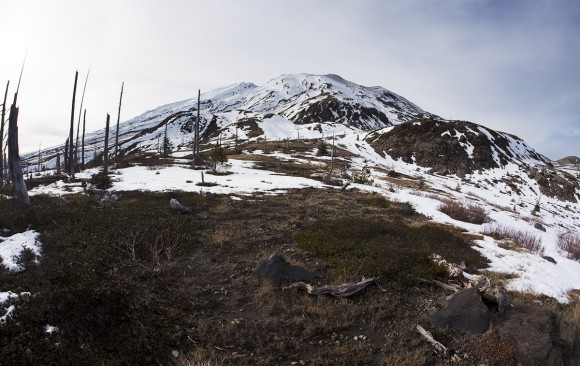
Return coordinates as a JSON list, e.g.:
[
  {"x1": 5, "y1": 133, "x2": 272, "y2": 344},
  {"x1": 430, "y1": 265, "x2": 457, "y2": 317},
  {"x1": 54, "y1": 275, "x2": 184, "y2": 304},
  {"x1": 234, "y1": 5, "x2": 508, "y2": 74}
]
[{"x1": 24, "y1": 73, "x2": 437, "y2": 167}]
